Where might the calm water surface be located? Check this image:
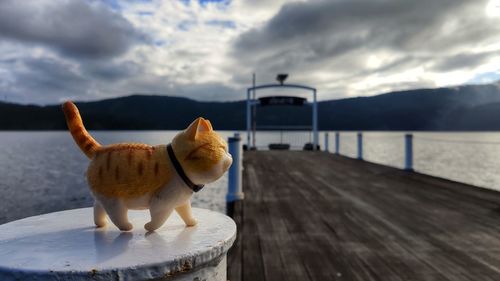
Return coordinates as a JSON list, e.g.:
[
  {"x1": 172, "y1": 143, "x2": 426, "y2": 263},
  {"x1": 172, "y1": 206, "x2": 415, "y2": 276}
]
[
  {"x1": 252, "y1": 131, "x2": 500, "y2": 191},
  {"x1": 1, "y1": 131, "x2": 500, "y2": 224}
]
